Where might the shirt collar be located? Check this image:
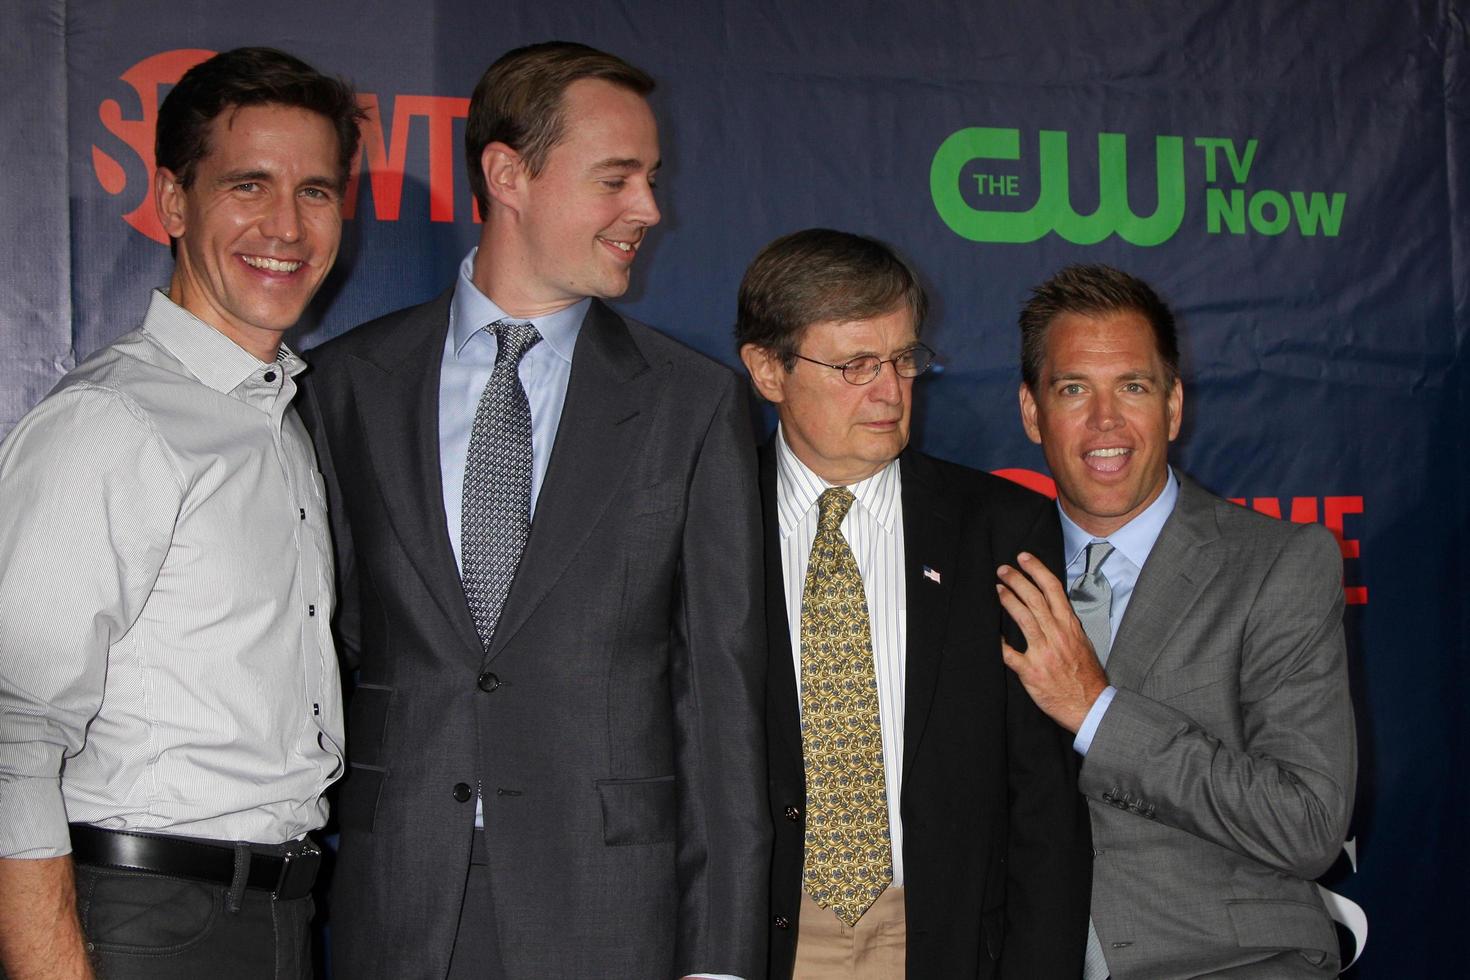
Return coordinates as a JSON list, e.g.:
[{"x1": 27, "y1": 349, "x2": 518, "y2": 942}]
[
  {"x1": 449, "y1": 247, "x2": 586, "y2": 365},
  {"x1": 1060, "y1": 466, "x2": 1179, "y2": 571},
  {"x1": 141, "y1": 289, "x2": 292, "y2": 393},
  {"x1": 773, "y1": 424, "x2": 902, "y2": 538}
]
